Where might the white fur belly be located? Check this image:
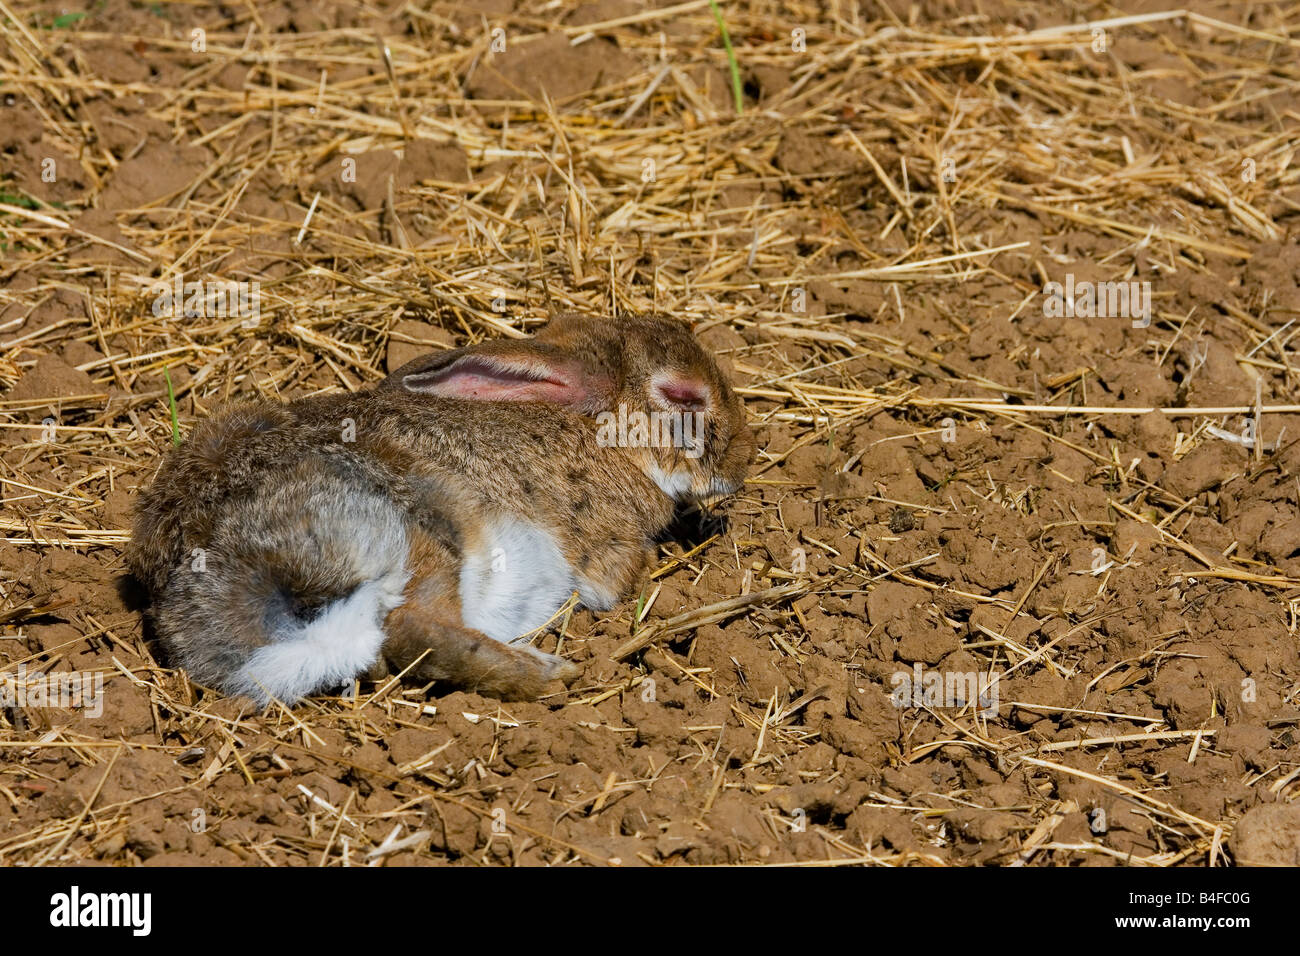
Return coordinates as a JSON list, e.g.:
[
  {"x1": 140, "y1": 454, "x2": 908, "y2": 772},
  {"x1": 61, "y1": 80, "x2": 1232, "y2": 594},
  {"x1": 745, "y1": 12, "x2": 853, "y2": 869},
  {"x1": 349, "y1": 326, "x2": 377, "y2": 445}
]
[{"x1": 459, "y1": 517, "x2": 581, "y2": 643}]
